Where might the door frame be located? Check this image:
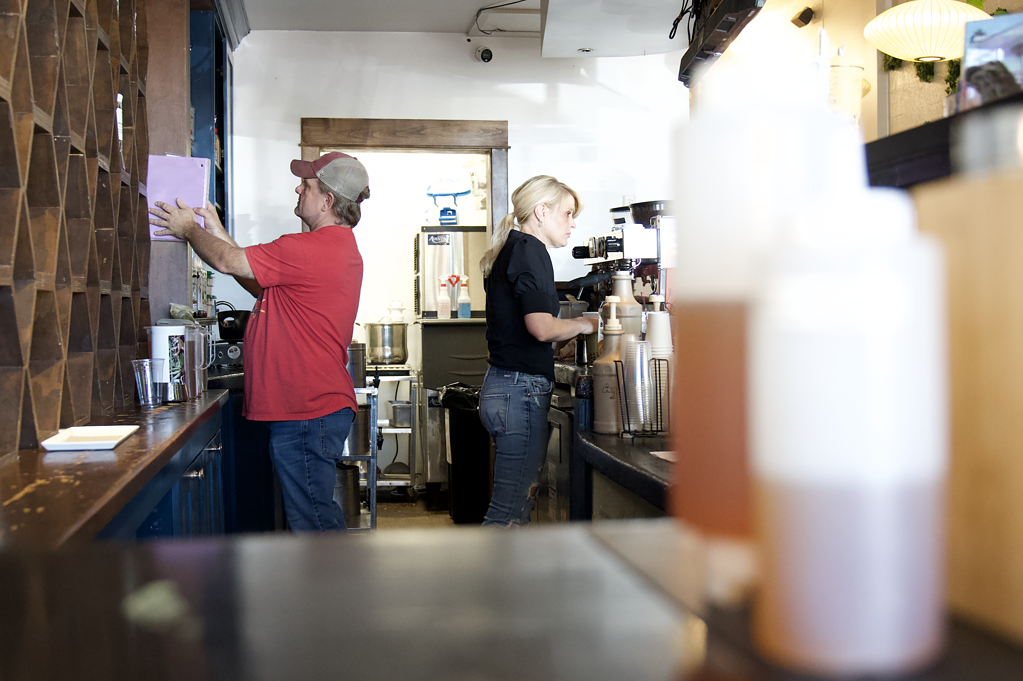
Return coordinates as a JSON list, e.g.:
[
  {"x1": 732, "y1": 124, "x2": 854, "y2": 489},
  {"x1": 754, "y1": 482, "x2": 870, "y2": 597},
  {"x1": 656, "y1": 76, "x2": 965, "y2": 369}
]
[{"x1": 298, "y1": 118, "x2": 509, "y2": 235}]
